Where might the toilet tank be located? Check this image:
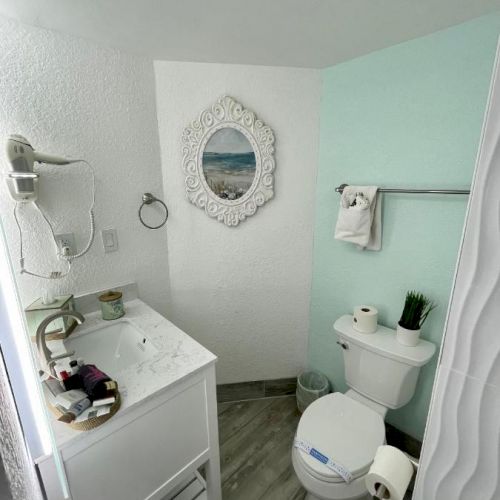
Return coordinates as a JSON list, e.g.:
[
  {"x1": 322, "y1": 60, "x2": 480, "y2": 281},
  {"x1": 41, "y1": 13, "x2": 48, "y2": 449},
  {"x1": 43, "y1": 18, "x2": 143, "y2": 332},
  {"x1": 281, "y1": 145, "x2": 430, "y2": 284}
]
[{"x1": 334, "y1": 315, "x2": 436, "y2": 409}]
